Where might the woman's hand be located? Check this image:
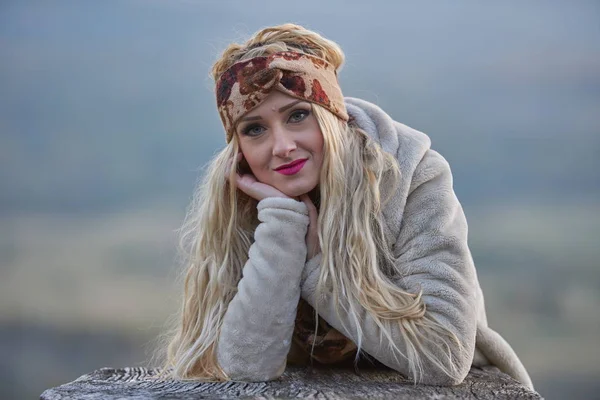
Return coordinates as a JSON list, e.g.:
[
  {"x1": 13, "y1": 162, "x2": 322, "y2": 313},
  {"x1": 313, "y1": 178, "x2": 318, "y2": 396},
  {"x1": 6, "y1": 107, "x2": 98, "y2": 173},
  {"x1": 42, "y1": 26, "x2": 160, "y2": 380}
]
[
  {"x1": 226, "y1": 152, "x2": 291, "y2": 202},
  {"x1": 300, "y1": 194, "x2": 320, "y2": 261},
  {"x1": 226, "y1": 153, "x2": 320, "y2": 260}
]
